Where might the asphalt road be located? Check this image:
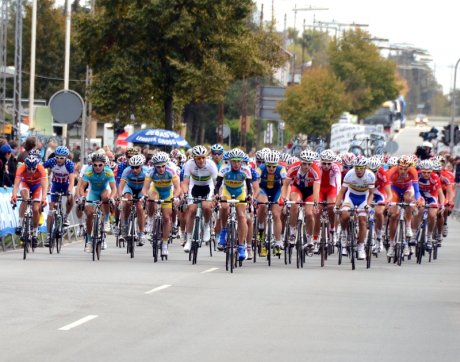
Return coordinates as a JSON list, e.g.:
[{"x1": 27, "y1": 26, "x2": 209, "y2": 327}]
[{"x1": 1, "y1": 219, "x2": 460, "y2": 362}]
